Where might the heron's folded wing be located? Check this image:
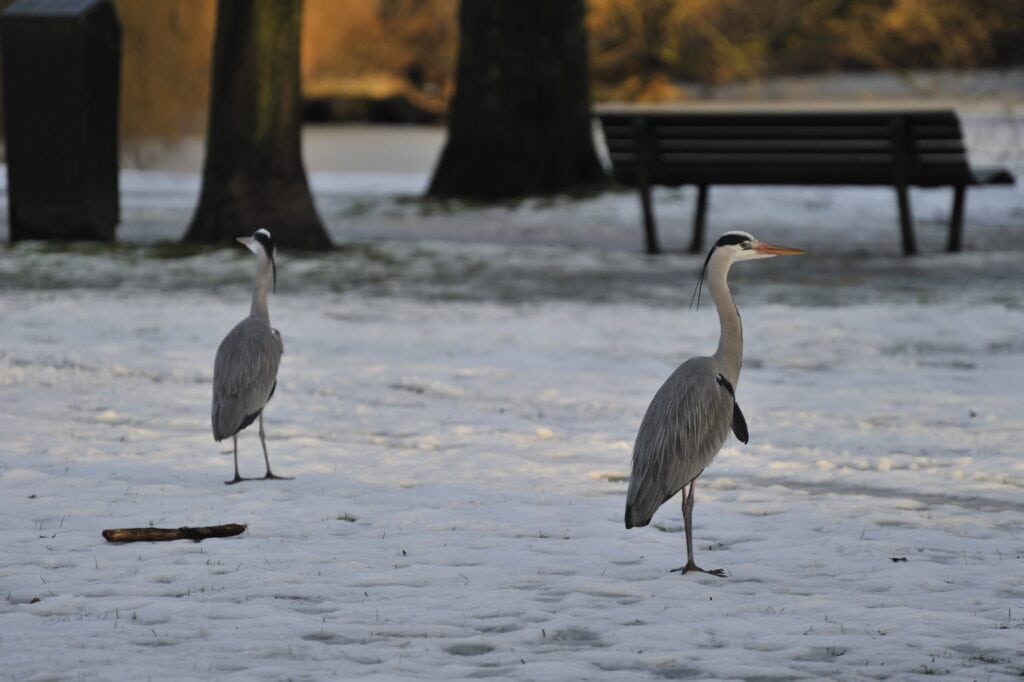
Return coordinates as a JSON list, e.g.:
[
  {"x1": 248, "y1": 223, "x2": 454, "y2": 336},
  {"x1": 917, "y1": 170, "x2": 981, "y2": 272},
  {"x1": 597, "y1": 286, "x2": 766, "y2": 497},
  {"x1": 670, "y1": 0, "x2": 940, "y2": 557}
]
[
  {"x1": 212, "y1": 319, "x2": 283, "y2": 437},
  {"x1": 626, "y1": 358, "x2": 734, "y2": 523}
]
